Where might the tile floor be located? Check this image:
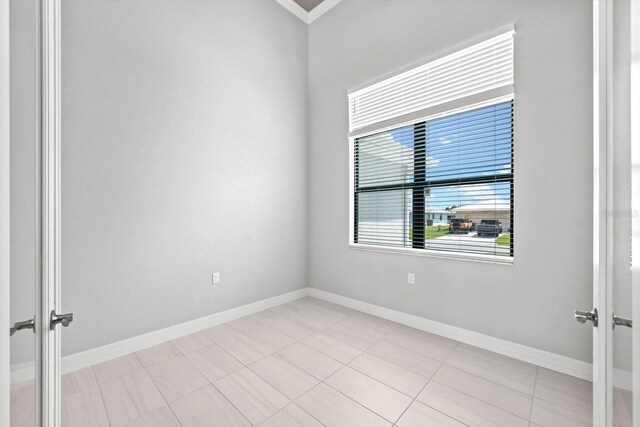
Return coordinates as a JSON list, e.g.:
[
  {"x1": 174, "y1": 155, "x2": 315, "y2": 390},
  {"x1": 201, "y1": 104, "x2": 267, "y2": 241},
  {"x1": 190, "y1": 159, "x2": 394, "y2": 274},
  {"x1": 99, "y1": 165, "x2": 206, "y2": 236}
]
[{"x1": 10, "y1": 297, "x2": 633, "y2": 427}]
